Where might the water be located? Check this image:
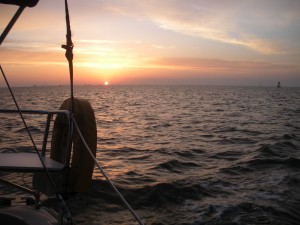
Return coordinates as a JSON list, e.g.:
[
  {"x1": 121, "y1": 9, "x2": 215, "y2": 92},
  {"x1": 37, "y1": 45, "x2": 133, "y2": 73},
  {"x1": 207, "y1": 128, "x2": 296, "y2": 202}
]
[{"x1": 0, "y1": 85, "x2": 300, "y2": 225}]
